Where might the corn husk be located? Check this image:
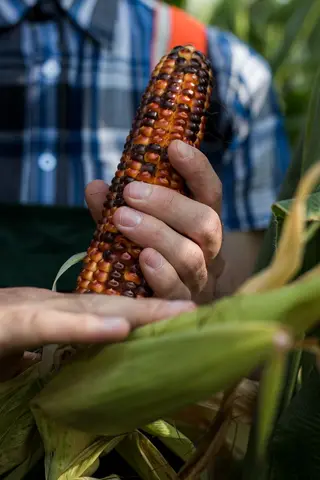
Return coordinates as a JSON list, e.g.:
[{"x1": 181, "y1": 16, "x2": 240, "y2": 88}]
[
  {"x1": 0, "y1": 363, "x2": 43, "y2": 476},
  {"x1": 31, "y1": 320, "x2": 281, "y2": 437},
  {"x1": 116, "y1": 431, "x2": 177, "y2": 479},
  {"x1": 33, "y1": 406, "x2": 124, "y2": 480}
]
